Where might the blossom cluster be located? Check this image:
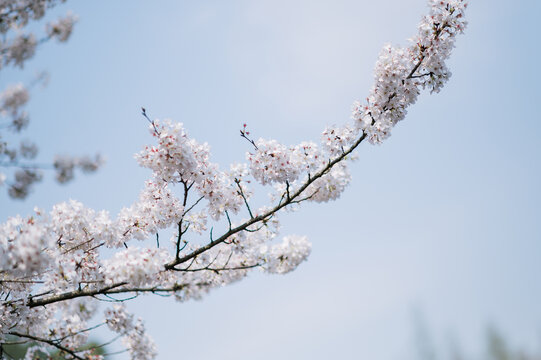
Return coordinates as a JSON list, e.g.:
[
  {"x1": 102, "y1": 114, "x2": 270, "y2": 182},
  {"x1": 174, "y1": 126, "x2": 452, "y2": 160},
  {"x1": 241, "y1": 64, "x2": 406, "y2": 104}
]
[
  {"x1": 0, "y1": 3, "x2": 101, "y2": 200},
  {"x1": 136, "y1": 119, "x2": 245, "y2": 220},
  {"x1": 263, "y1": 235, "x2": 312, "y2": 274},
  {"x1": 105, "y1": 305, "x2": 158, "y2": 360},
  {"x1": 0, "y1": 83, "x2": 103, "y2": 198},
  {"x1": 0, "y1": 83, "x2": 29, "y2": 119},
  {"x1": 46, "y1": 12, "x2": 78, "y2": 42},
  {"x1": 102, "y1": 248, "x2": 172, "y2": 287},
  {"x1": 0, "y1": 1, "x2": 467, "y2": 358},
  {"x1": 0, "y1": 213, "x2": 53, "y2": 277},
  {"x1": 1, "y1": 4, "x2": 77, "y2": 69},
  {"x1": 352, "y1": 0, "x2": 467, "y2": 144},
  {"x1": 247, "y1": 139, "x2": 301, "y2": 185}
]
